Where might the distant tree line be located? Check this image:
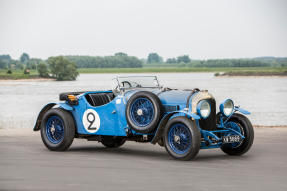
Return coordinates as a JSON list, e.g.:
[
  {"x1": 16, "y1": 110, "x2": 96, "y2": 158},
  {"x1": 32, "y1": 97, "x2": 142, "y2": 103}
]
[
  {"x1": 0, "y1": 53, "x2": 42, "y2": 70},
  {"x1": 191, "y1": 58, "x2": 287, "y2": 67},
  {"x1": 1, "y1": 53, "x2": 287, "y2": 73},
  {"x1": 166, "y1": 55, "x2": 191, "y2": 63},
  {"x1": 147, "y1": 53, "x2": 163, "y2": 63},
  {"x1": 65, "y1": 53, "x2": 142, "y2": 68},
  {"x1": 190, "y1": 59, "x2": 271, "y2": 67},
  {"x1": 0, "y1": 53, "x2": 78, "y2": 81},
  {"x1": 147, "y1": 53, "x2": 287, "y2": 67},
  {"x1": 0, "y1": 52, "x2": 143, "y2": 70},
  {"x1": 0, "y1": 55, "x2": 11, "y2": 69},
  {"x1": 147, "y1": 53, "x2": 192, "y2": 64}
]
